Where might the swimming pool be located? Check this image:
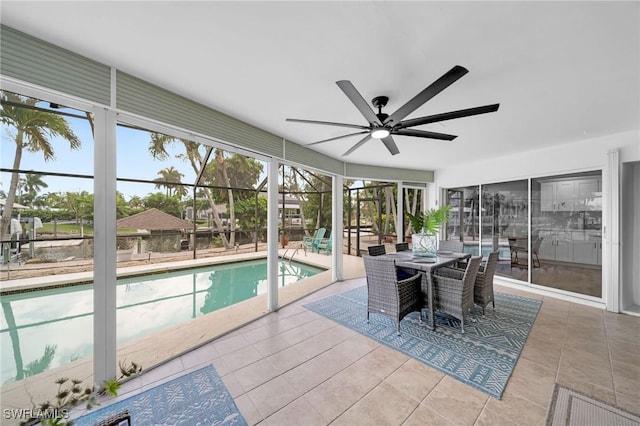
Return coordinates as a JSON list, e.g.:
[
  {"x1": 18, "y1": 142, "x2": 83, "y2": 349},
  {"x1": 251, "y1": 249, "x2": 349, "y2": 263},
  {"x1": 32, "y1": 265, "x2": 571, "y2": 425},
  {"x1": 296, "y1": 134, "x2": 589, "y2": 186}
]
[{"x1": 0, "y1": 259, "x2": 323, "y2": 384}]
